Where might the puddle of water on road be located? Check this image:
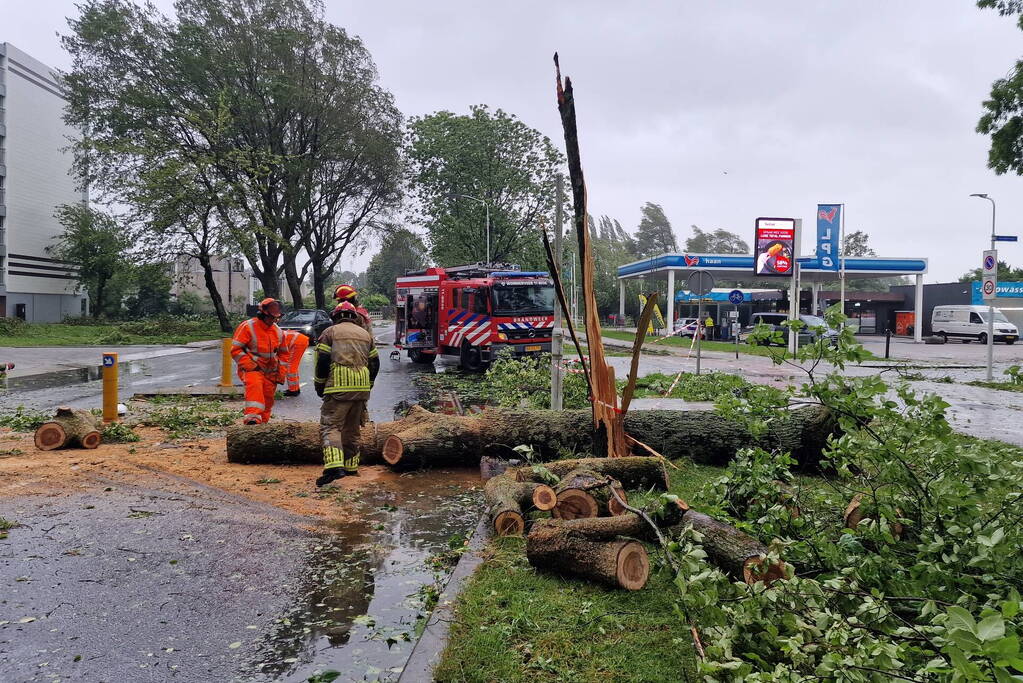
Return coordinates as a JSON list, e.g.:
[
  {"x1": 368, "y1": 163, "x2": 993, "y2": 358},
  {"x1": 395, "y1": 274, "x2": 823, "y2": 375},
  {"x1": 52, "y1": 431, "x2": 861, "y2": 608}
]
[
  {"x1": 0, "y1": 359, "x2": 150, "y2": 394},
  {"x1": 241, "y1": 469, "x2": 483, "y2": 683}
]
